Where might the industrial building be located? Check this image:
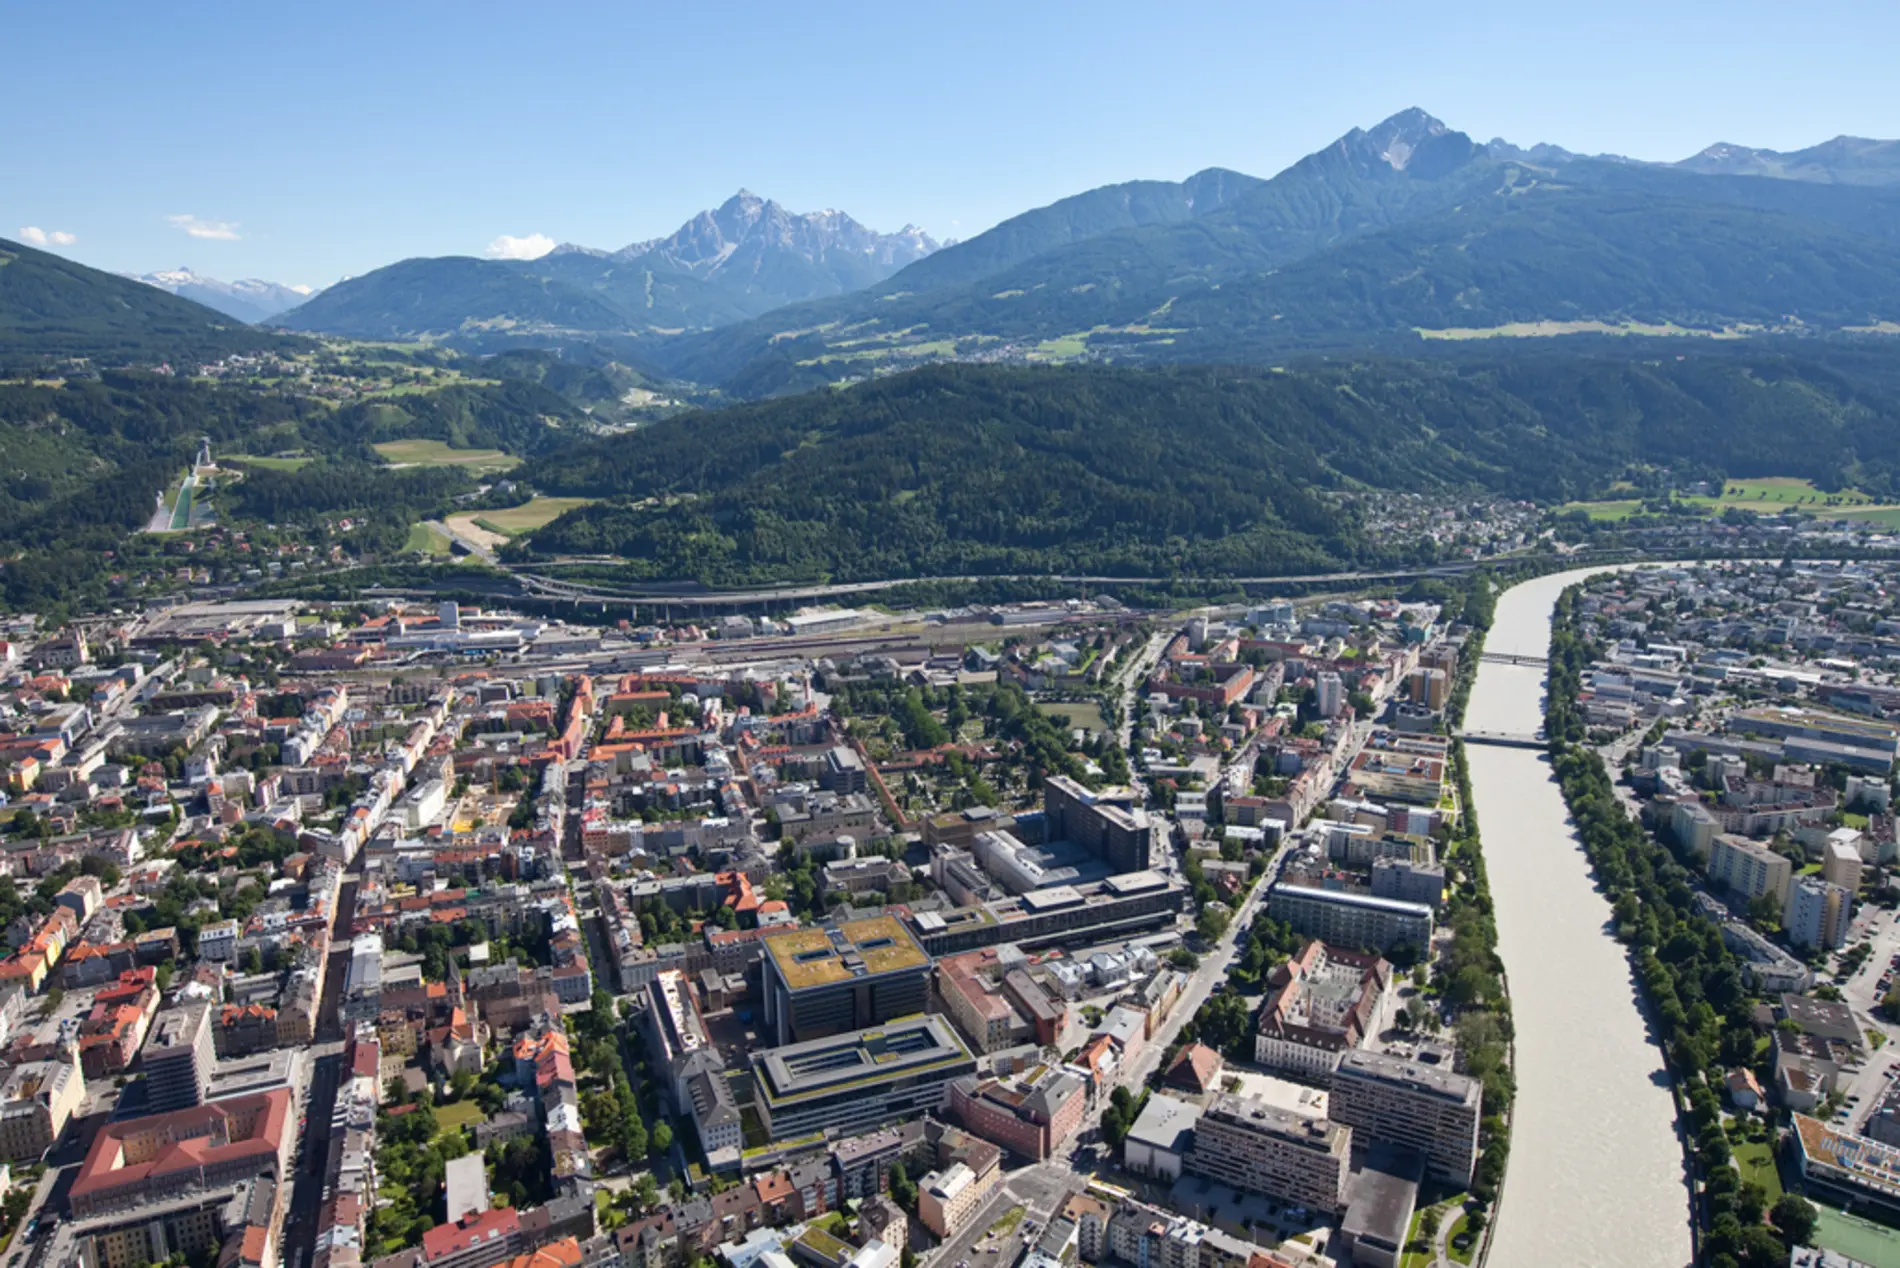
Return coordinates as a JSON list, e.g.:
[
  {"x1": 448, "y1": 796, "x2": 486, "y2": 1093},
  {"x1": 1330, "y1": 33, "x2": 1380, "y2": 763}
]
[{"x1": 909, "y1": 871, "x2": 1185, "y2": 956}]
